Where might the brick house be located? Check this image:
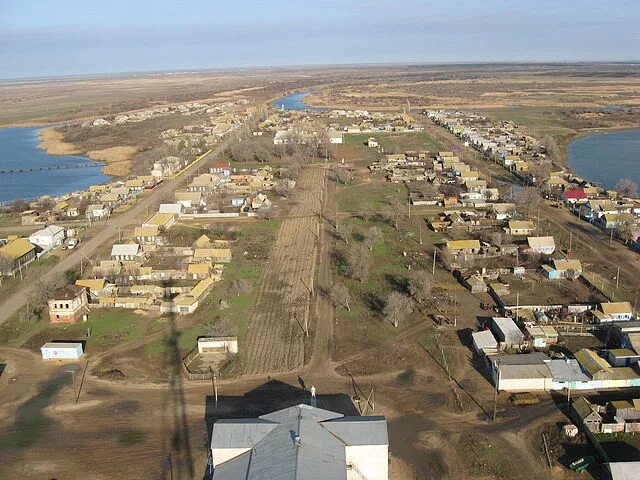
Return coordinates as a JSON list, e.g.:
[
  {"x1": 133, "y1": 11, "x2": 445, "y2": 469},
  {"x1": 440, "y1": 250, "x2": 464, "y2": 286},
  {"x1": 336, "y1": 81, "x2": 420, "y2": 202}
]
[{"x1": 48, "y1": 285, "x2": 88, "y2": 323}]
